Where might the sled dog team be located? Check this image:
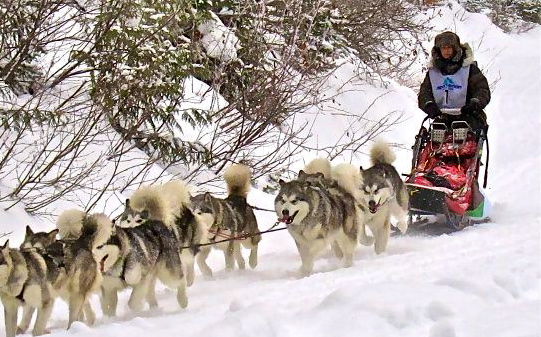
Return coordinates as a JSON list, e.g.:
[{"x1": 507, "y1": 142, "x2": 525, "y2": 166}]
[{"x1": 0, "y1": 141, "x2": 407, "y2": 336}]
